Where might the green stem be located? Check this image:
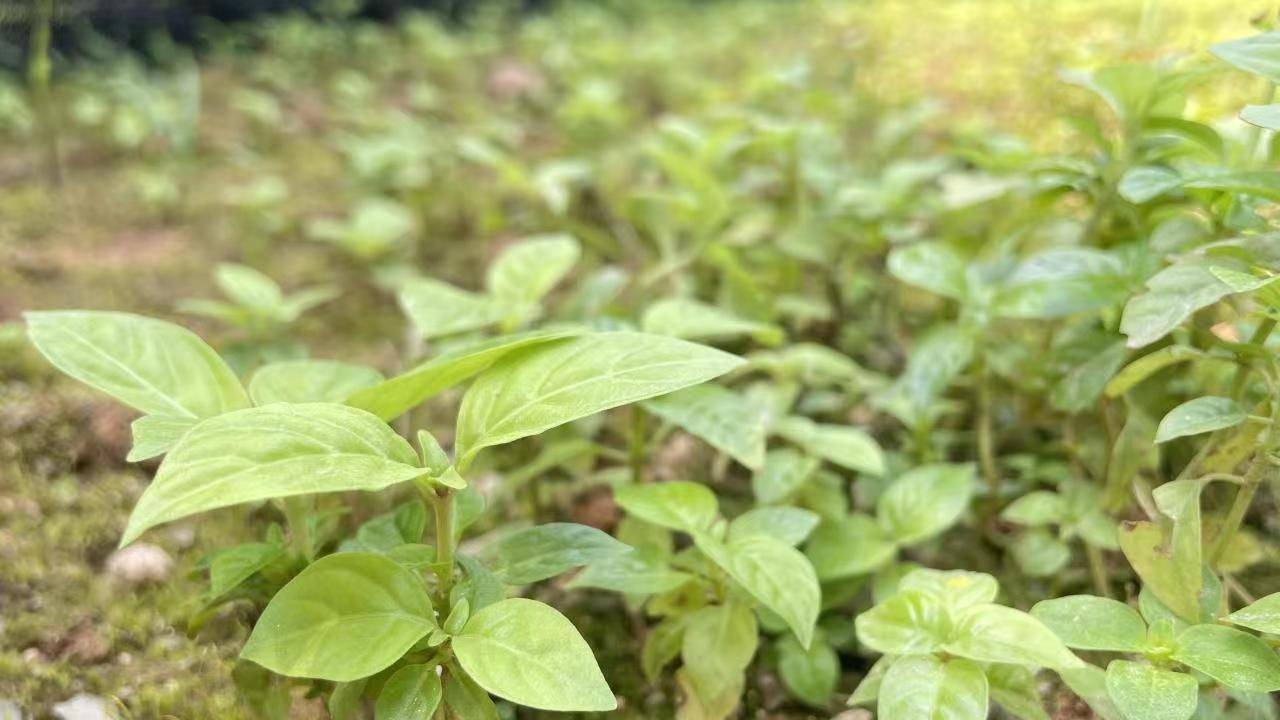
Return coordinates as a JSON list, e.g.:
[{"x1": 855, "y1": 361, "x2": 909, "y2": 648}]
[
  {"x1": 432, "y1": 489, "x2": 457, "y2": 600},
  {"x1": 1230, "y1": 318, "x2": 1276, "y2": 400},
  {"x1": 1086, "y1": 543, "x2": 1111, "y2": 599},
  {"x1": 281, "y1": 496, "x2": 314, "y2": 561},
  {"x1": 1209, "y1": 449, "x2": 1270, "y2": 566},
  {"x1": 628, "y1": 405, "x2": 647, "y2": 485},
  {"x1": 28, "y1": 0, "x2": 62, "y2": 187},
  {"x1": 976, "y1": 359, "x2": 1000, "y2": 519}
]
